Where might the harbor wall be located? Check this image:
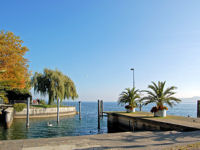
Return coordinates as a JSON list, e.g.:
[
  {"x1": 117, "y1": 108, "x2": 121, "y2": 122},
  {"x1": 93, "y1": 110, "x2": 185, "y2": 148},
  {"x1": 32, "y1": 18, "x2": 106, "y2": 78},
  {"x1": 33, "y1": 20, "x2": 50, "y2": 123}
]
[
  {"x1": 15, "y1": 106, "x2": 76, "y2": 118},
  {"x1": 4, "y1": 107, "x2": 14, "y2": 128},
  {"x1": 107, "y1": 113, "x2": 199, "y2": 132}
]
